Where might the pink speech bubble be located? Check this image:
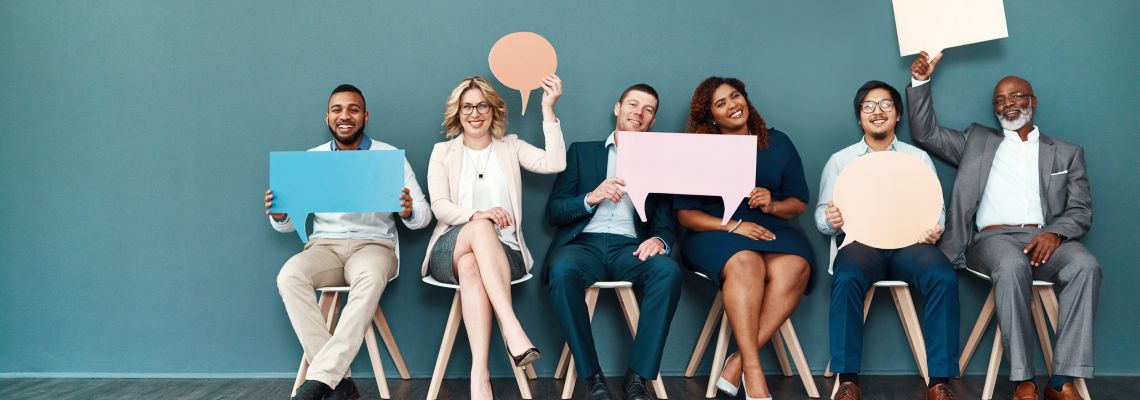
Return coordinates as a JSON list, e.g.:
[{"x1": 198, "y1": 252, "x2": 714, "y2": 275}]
[
  {"x1": 615, "y1": 131, "x2": 757, "y2": 226},
  {"x1": 488, "y1": 32, "x2": 557, "y2": 116},
  {"x1": 832, "y1": 151, "x2": 943, "y2": 249}
]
